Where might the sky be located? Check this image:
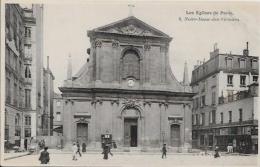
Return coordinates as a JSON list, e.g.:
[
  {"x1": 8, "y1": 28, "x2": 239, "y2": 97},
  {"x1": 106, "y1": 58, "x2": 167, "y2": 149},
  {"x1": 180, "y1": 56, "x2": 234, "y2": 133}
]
[{"x1": 40, "y1": 1, "x2": 260, "y2": 93}]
